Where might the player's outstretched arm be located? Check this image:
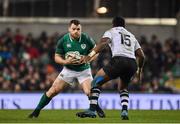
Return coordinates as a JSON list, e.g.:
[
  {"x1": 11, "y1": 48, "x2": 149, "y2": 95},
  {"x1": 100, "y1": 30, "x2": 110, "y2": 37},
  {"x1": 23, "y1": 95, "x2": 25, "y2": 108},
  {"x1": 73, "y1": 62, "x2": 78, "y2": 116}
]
[
  {"x1": 89, "y1": 53, "x2": 99, "y2": 62},
  {"x1": 135, "y1": 48, "x2": 146, "y2": 83},
  {"x1": 54, "y1": 54, "x2": 67, "y2": 65},
  {"x1": 93, "y1": 37, "x2": 111, "y2": 54},
  {"x1": 83, "y1": 37, "x2": 111, "y2": 63}
]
